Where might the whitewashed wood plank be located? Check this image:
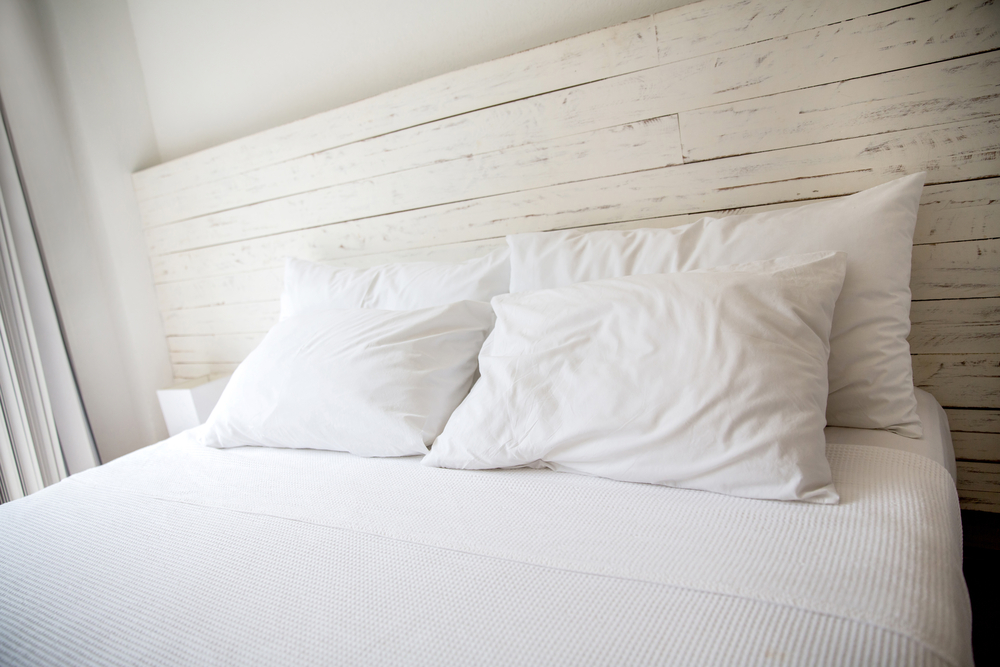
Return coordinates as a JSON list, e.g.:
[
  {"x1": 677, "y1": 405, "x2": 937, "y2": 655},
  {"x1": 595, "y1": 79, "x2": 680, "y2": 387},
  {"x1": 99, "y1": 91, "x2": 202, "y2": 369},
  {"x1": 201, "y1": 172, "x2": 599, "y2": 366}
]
[
  {"x1": 953, "y1": 432, "x2": 1000, "y2": 462},
  {"x1": 649, "y1": 0, "x2": 1000, "y2": 123},
  {"x1": 135, "y1": 0, "x2": 909, "y2": 204},
  {"x1": 146, "y1": 117, "x2": 683, "y2": 256},
  {"x1": 680, "y1": 52, "x2": 1000, "y2": 162},
  {"x1": 154, "y1": 177, "x2": 1000, "y2": 314},
  {"x1": 155, "y1": 268, "x2": 284, "y2": 313},
  {"x1": 908, "y1": 299, "x2": 1000, "y2": 355},
  {"x1": 132, "y1": 15, "x2": 660, "y2": 202},
  {"x1": 168, "y1": 334, "x2": 264, "y2": 365},
  {"x1": 151, "y1": 118, "x2": 1000, "y2": 284},
  {"x1": 162, "y1": 302, "x2": 279, "y2": 337},
  {"x1": 957, "y1": 461, "x2": 1000, "y2": 492},
  {"x1": 654, "y1": 0, "x2": 906, "y2": 63},
  {"x1": 911, "y1": 238, "x2": 1000, "y2": 301},
  {"x1": 136, "y1": 0, "x2": 998, "y2": 230},
  {"x1": 137, "y1": 93, "x2": 688, "y2": 228},
  {"x1": 912, "y1": 354, "x2": 1000, "y2": 409},
  {"x1": 913, "y1": 178, "x2": 1000, "y2": 245},
  {"x1": 958, "y1": 489, "x2": 1000, "y2": 512},
  {"x1": 172, "y1": 363, "x2": 238, "y2": 381},
  {"x1": 161, "y1": 241, "x2": 999, "y2": 345},
  {"x1": 946, "y1": 409, "x2": 1000, "y2": 434}
]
